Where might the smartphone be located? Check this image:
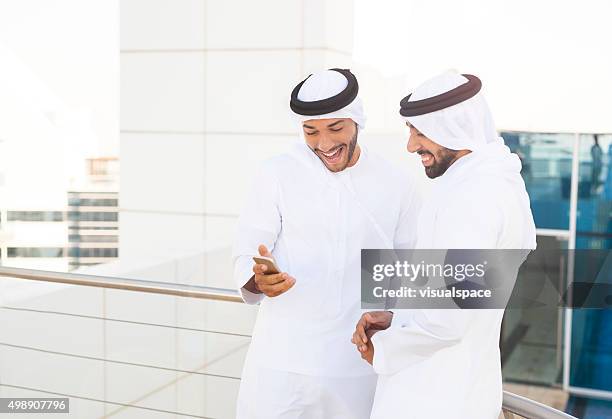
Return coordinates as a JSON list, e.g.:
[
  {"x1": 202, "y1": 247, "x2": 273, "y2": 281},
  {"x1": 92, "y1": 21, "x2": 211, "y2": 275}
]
[{"x1": 252, "y1": 256, "x2": 281, "y2": 274}]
